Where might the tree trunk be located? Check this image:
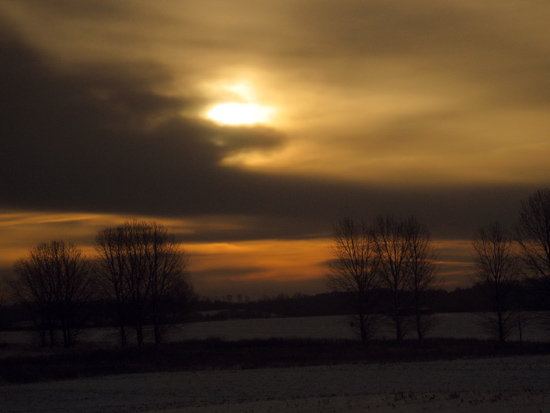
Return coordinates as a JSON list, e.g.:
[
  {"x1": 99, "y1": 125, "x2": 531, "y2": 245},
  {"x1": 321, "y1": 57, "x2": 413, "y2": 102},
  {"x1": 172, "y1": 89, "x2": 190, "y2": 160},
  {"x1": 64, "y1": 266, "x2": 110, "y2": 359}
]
[
  {"x1": 416, "y1": 311, "x2": 424, "y2": 340},
  {"x1": 118, "y1": 324, "x2": 127, "y2": 347},
  {"x1": 359, "y1": 313, "x2": 368, "y2": 343},
  {"x1": 136, "y1": 324, "x2": 144, "y2": 346},
  {"x1": 497, "y1": 311, "x2": 505, "y2": 343}
]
